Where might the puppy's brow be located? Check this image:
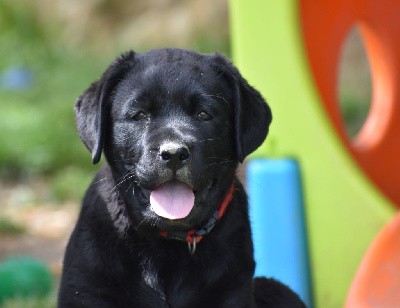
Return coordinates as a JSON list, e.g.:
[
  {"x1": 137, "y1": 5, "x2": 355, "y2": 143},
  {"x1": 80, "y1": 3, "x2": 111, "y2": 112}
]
[
  {"x1": 200, "y1": 93, "x2": 229, "y2": 105},
  {"x1": 123, "y1": 92, "x2": 144, "y2": 107}
]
